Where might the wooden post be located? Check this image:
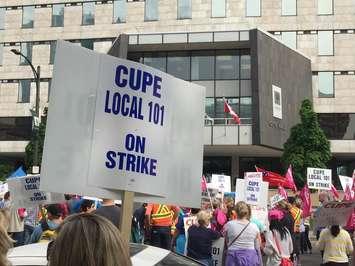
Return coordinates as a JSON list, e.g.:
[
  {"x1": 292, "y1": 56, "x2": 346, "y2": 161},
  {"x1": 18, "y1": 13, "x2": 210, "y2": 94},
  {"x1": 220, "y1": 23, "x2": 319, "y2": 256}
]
[{"x1": 120, "y1": 190, "x2": 134, "y2": 246}]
